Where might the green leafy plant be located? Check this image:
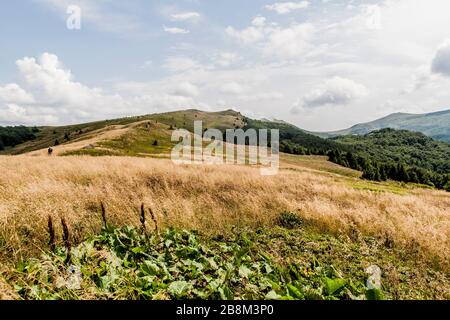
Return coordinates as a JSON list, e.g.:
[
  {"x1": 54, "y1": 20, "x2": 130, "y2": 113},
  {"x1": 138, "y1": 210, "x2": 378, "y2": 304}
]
[{"x1": 10, "y1": 226, "x2": 376, "y2": 300}]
